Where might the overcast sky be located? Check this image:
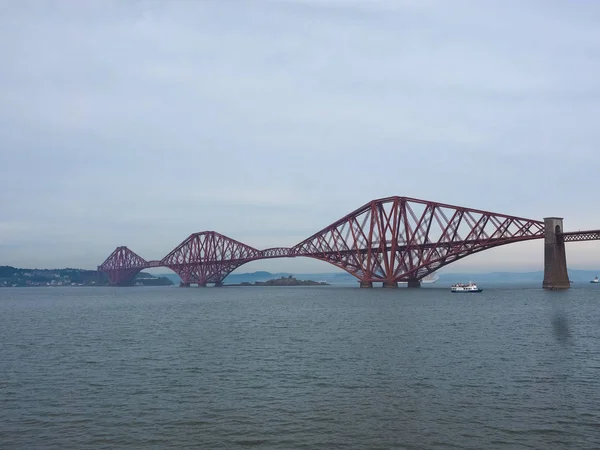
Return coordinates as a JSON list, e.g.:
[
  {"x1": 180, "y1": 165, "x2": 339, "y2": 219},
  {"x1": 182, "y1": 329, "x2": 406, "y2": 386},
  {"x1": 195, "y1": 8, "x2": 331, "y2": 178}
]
[{"x1": 1, "y1": 0, "x2": 600, "y2": 274}]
